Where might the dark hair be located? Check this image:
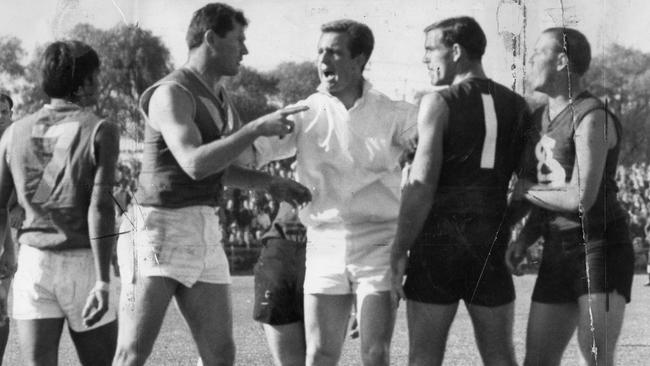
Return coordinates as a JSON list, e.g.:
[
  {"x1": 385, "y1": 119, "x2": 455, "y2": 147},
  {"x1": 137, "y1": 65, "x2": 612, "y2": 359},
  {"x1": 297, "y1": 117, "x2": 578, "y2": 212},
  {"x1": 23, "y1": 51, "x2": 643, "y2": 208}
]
[
  {"x1": 321, "y1": 19, "x2": 374, "y2": 69},
  {"x1": 0, "y1": 94, "x2": 13, "y2": 110},
  {"x1": 424, "y1": 16, "x2": 487, "y2": 61},
  {"x1": 186, "y1": 3, "x2": 248, "y2": 50},
  {"x1": 41, "y1": 41, "x2": 100, "y2": 99},
  {"x1": 542, "y1": 27, "x2": 591, "y2": 76}
]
